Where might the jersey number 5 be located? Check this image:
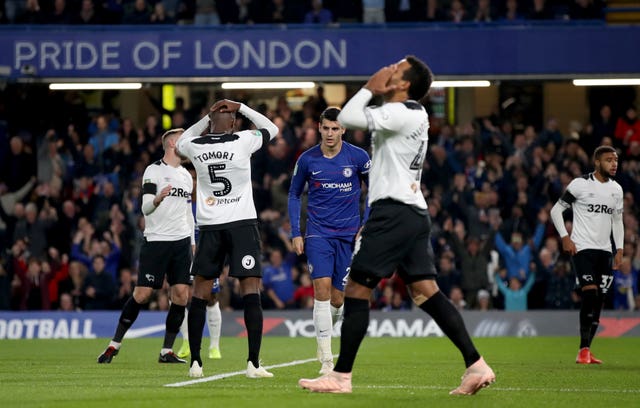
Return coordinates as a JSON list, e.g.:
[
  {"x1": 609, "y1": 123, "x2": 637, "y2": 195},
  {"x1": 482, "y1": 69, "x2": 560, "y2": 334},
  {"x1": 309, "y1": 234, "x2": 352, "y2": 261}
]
[{"x1": 208, "y1": 164, "x2": 232, "y2": 196}]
